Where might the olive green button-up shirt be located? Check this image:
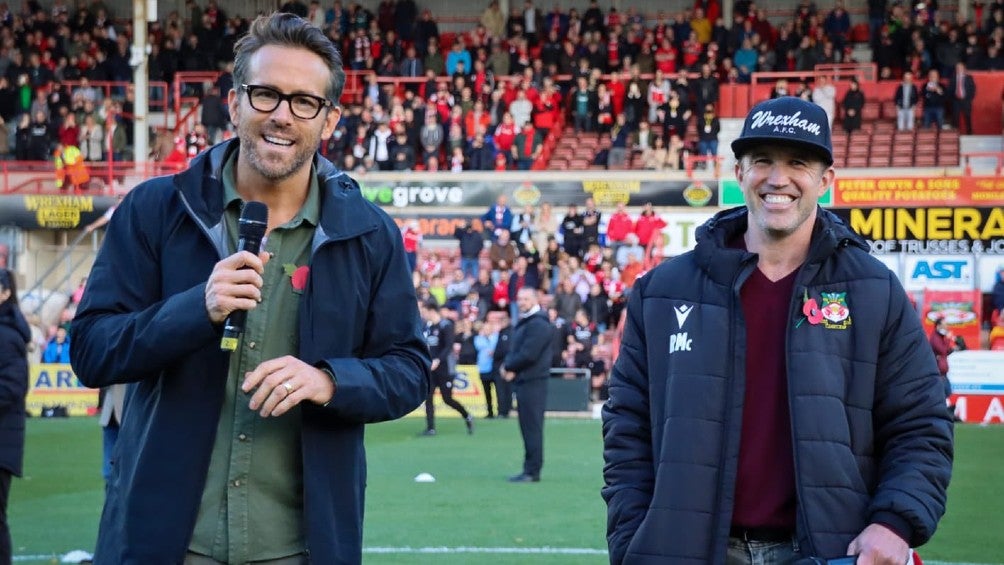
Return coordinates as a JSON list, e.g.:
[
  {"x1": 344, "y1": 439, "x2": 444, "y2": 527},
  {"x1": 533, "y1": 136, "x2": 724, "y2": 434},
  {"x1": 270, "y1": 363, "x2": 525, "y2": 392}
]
[{"x1": 189, "y1": 150, "x2": 319, "y2": 563}]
